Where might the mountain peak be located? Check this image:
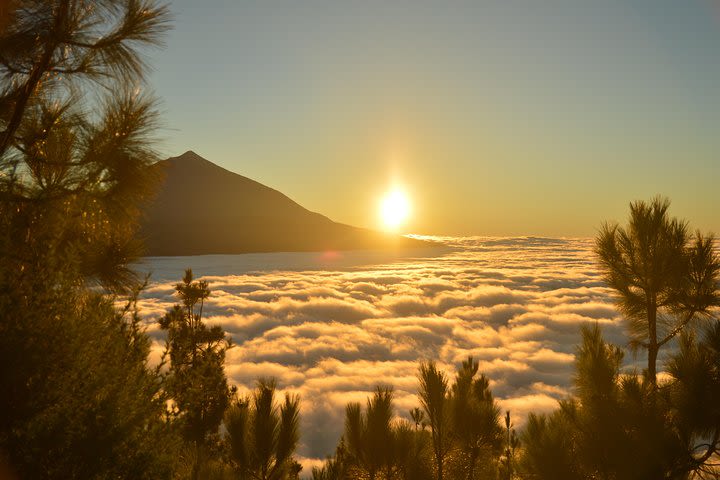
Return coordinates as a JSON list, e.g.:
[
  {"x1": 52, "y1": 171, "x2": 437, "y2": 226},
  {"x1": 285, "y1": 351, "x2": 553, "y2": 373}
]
[
  {"x1": 141, "y1": 152, "x2": 431, "y2": 255},
  {"x1": 171, "y1": 150, "x2": 210, "y2": 164},
  {"x1": 163, "y1": 150, "x2": 231, "y2": 175},
  {"x1": 178, "y1": 150, "x2": 202, "y2": 158}
]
